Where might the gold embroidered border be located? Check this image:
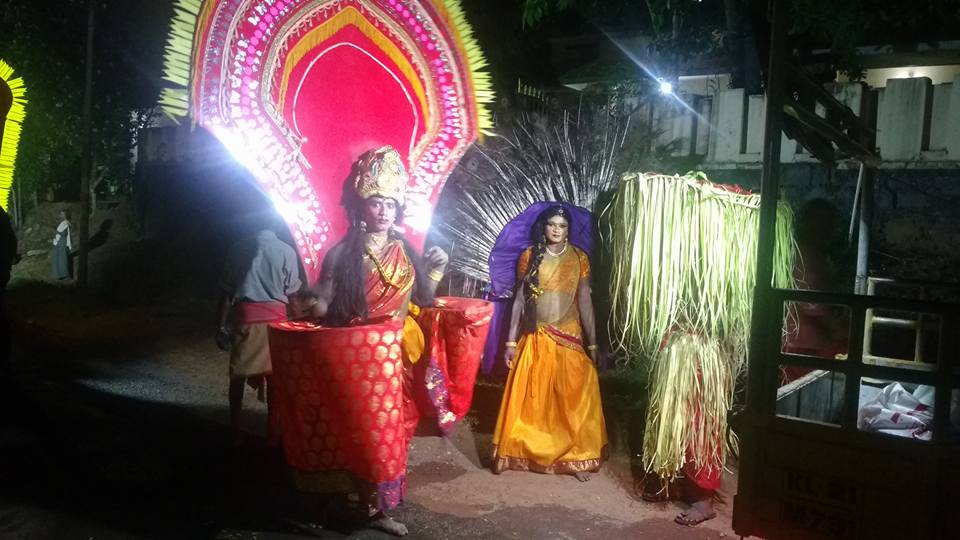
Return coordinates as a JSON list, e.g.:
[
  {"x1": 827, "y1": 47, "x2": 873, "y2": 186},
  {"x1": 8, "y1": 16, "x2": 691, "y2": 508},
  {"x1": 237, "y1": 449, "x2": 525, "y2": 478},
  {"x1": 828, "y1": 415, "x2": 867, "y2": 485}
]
[
  {"x1": 291, "y1": 468, "x2": 406, "y2": 511},
  {"x1": 539, "y1": 324, "x2": 586, "y2": 355},
  {"x1": 491, "y1": 445, "x2": 608, "y2": 476}
]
